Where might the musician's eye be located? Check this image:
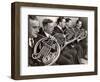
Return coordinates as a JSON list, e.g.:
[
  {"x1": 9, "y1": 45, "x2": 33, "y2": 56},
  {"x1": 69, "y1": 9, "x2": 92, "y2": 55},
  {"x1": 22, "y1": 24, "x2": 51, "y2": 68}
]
[{"x1": 32, "y1": 26, "x2": 40, "y2": 29}]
